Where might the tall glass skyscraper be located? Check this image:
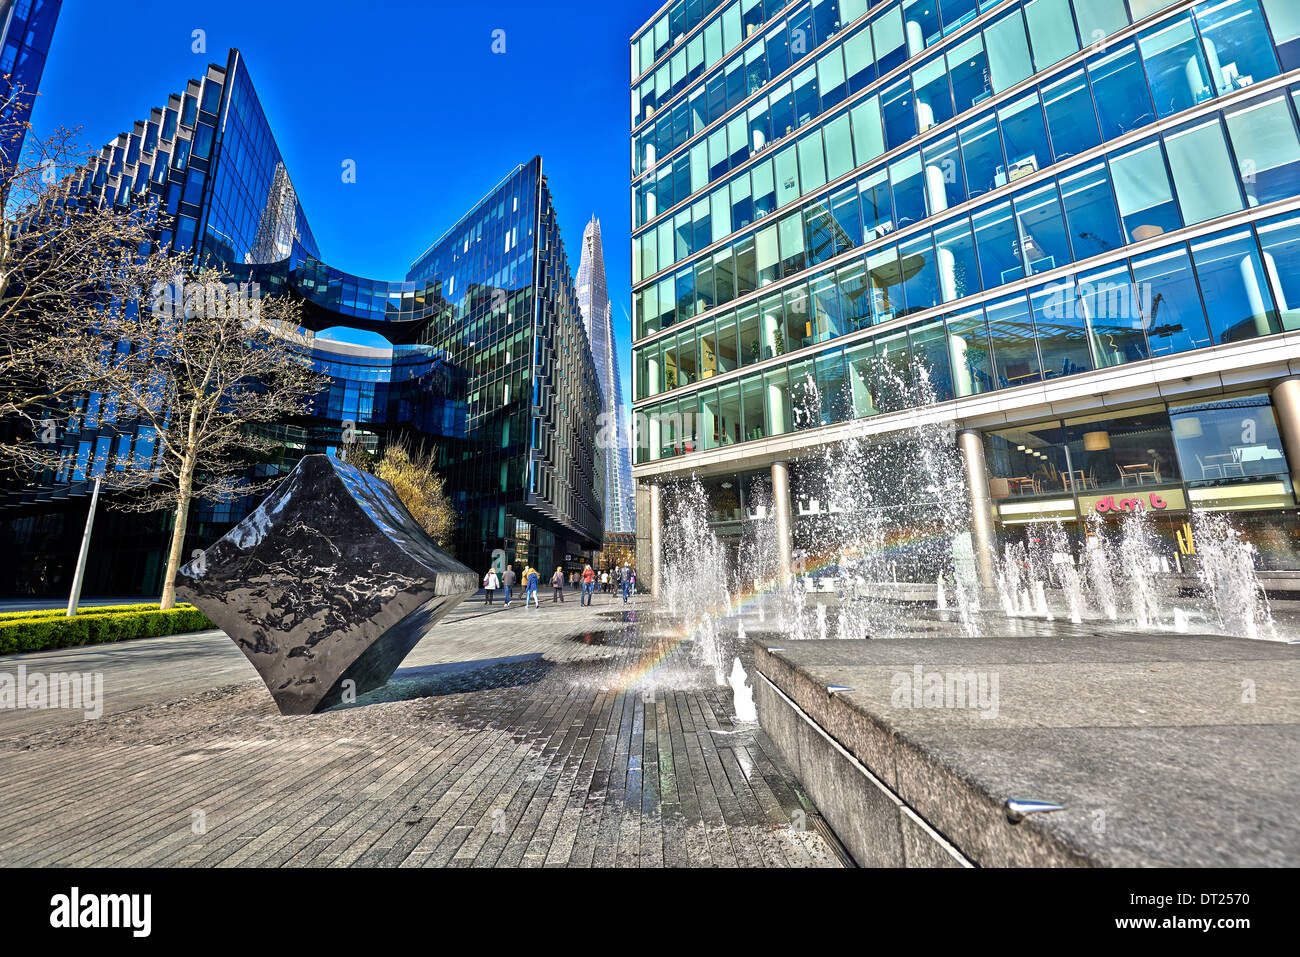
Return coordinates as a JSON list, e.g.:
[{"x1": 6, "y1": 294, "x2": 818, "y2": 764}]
[
  {"x1": 630, "y1": 0, "x2": 1300, "y2": 591},
  {"x1": 1, "y1": 50, "x2": 602, "y2": 596},
  {"x1": 0, "y1": 0, "x2": 60, "y2": 164},
  {"x1": 576, "y1": 216, "x2": 635, "y2": 532}
]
